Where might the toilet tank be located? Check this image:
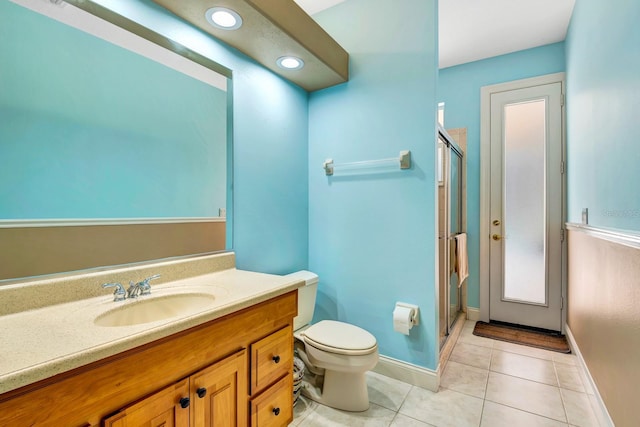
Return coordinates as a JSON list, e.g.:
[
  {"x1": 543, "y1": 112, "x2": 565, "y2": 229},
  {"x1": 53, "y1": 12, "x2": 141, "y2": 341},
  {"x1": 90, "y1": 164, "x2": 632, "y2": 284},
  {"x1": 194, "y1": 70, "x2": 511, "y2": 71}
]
[{"x1": 285, "y1": 270, "x2": 319, "y2": 331}]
